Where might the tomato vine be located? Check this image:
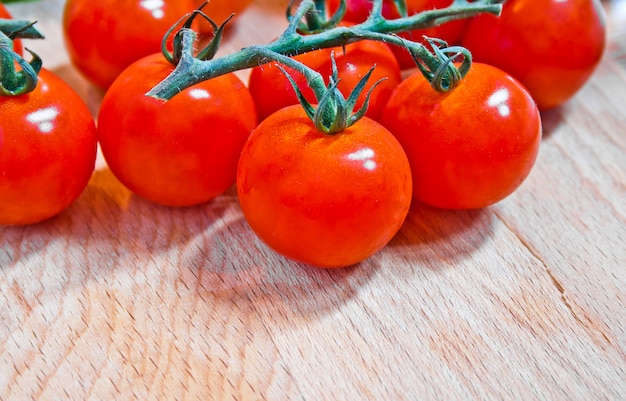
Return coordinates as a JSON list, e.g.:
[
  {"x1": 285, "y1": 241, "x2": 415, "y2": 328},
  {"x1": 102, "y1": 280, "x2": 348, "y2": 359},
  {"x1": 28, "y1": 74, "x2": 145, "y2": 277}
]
[{"x1": 147, "y1": 0, "x2": 504, "y2": 102}]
